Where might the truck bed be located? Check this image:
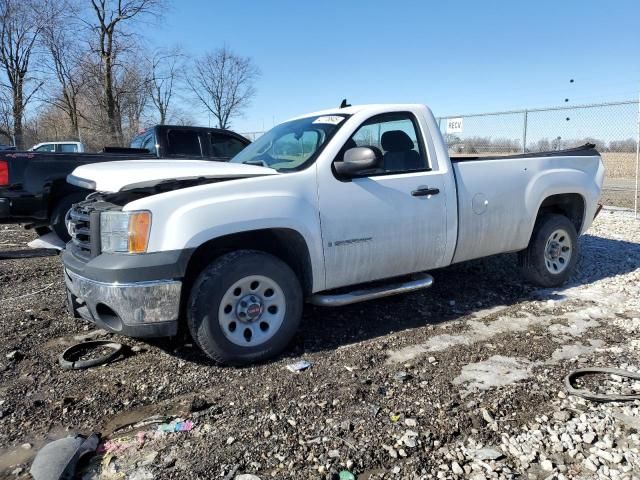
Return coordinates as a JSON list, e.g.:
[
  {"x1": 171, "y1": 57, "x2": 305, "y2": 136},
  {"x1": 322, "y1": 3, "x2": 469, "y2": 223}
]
[{"x1": 450, "y1": 144, "x2": 603, "y2": 264}]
